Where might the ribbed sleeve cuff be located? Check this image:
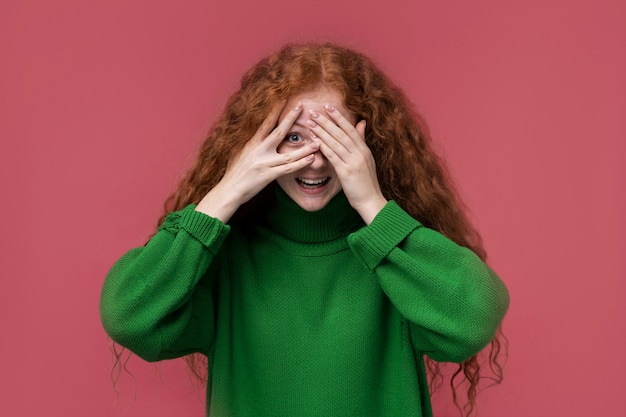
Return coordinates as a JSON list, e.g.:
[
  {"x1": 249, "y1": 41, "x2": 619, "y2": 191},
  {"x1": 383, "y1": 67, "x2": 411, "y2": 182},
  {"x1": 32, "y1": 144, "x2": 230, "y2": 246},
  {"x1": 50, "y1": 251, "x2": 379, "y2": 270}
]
[
  {"x1": 177, "y1": 205, "x2": 230, "y2": 251},
  {"x1": 348, "y1": 201, "x2": 421, "y2": 271},
  {"x1": 159, "y1": 204, "x2": 230, "y2": 252}
]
